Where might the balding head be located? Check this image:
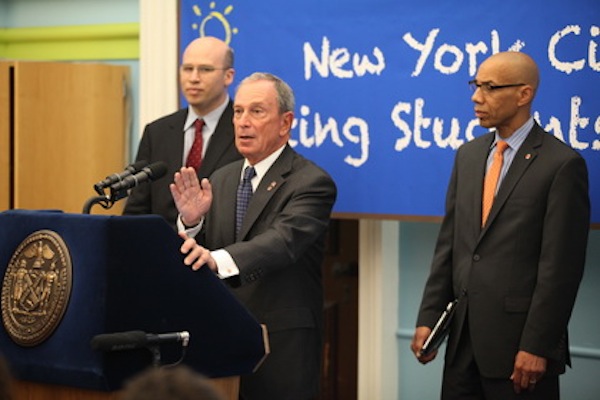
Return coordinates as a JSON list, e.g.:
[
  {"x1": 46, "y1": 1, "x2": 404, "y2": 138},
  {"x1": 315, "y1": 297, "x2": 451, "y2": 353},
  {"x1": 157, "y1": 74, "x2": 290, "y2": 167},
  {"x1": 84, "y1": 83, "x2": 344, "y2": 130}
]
[
  {"x1": 472, "y1": 52, "x2": 540, "y2": 137},
  {"x1": 481, "y1": 52, "x2": 539, "y2": 96},
  {"x1": 179, "y1": 36, "x2": 235, "y2": 116},
  {"x1": 182, "y1": 36, "x2": 234, "y2": 68}
]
